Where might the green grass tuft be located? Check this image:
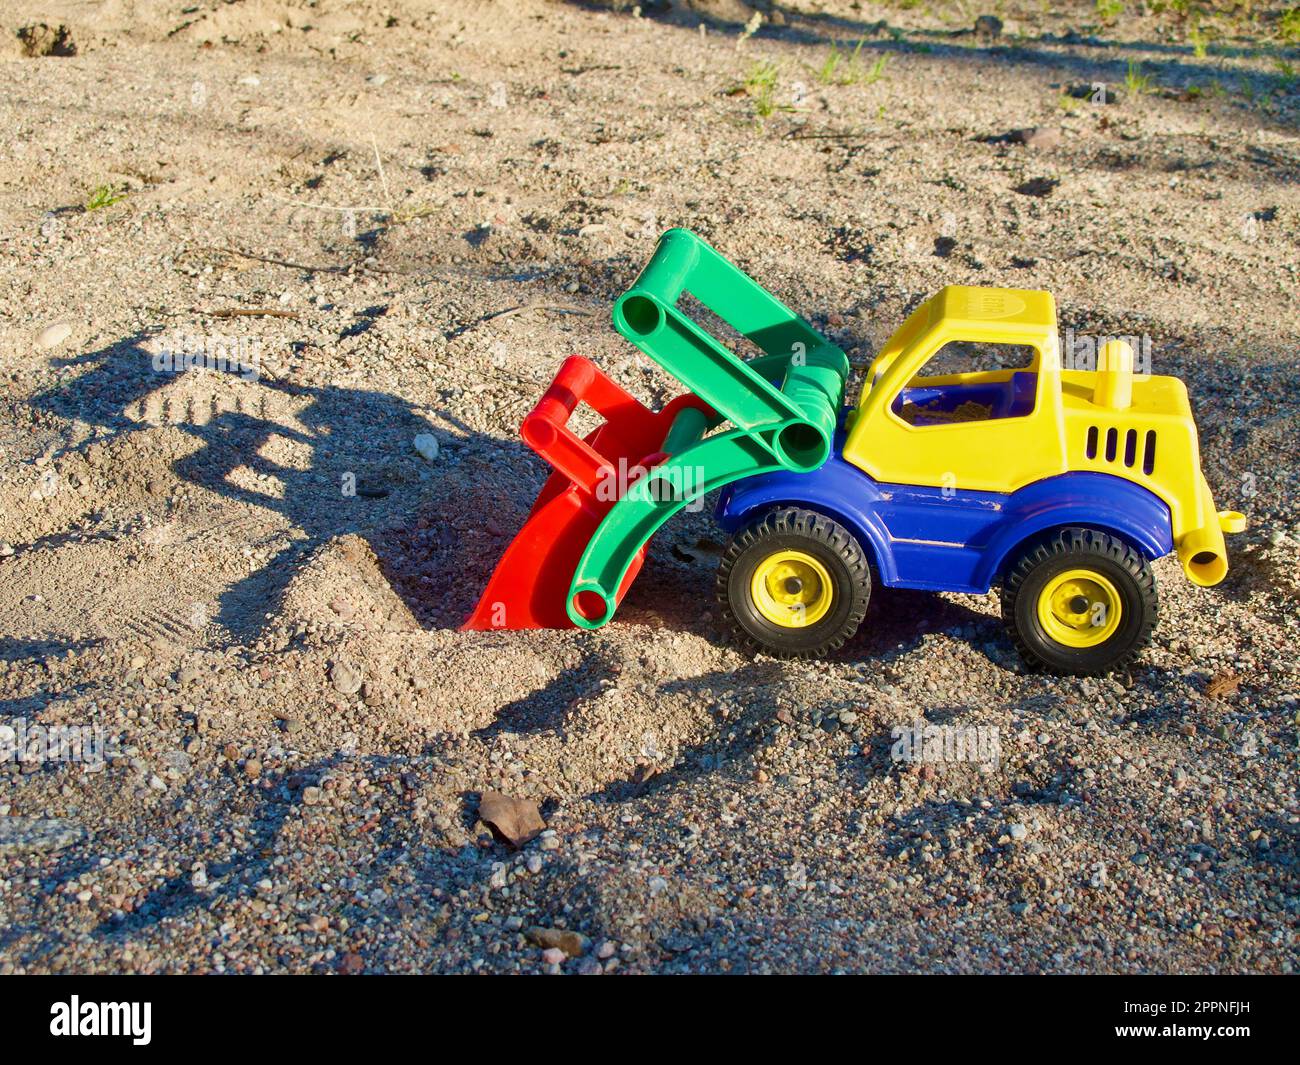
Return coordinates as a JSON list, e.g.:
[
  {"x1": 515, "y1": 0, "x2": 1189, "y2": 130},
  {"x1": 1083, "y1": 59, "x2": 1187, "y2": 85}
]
[
  {"x1": 818, "y1": 38, "x2": 890, "y2": 87},
  {"x1": 1125, "y1": 60, "x2": 1153, "y2": 97},
  {"x1": 84, "y1": 184, "x2": 127, "y2": 212},
  {"x1": 1280, "y1": 6, "x2": 1300, "y2": 43},
  {"x1": 1096, "y1": 0, "x2": 1125, "y2": 23}
]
